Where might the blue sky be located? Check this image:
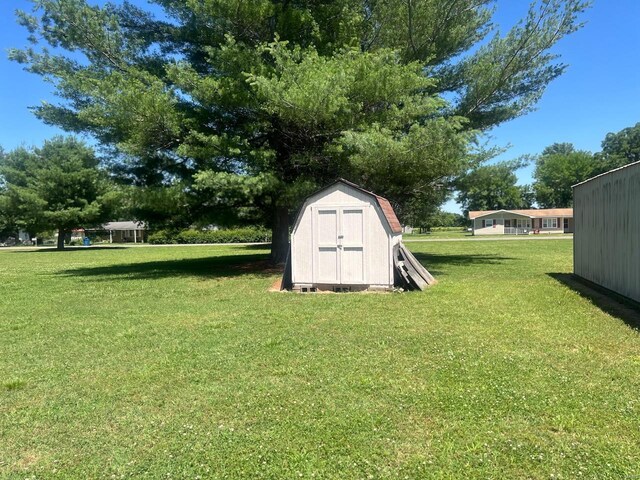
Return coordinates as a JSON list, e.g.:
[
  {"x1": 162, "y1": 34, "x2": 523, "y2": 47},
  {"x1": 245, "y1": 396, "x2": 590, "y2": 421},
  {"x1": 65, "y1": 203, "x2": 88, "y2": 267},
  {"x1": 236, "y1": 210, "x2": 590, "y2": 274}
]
[{"x1": 1, "y1": 1, "x2": 639, "y2": 213}]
